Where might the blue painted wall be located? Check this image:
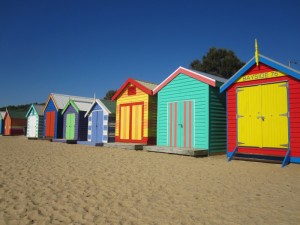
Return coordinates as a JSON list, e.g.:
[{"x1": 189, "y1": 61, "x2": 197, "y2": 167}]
[{"x1": 44, "y1": 98, "x2": 63, "y2": 139}]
